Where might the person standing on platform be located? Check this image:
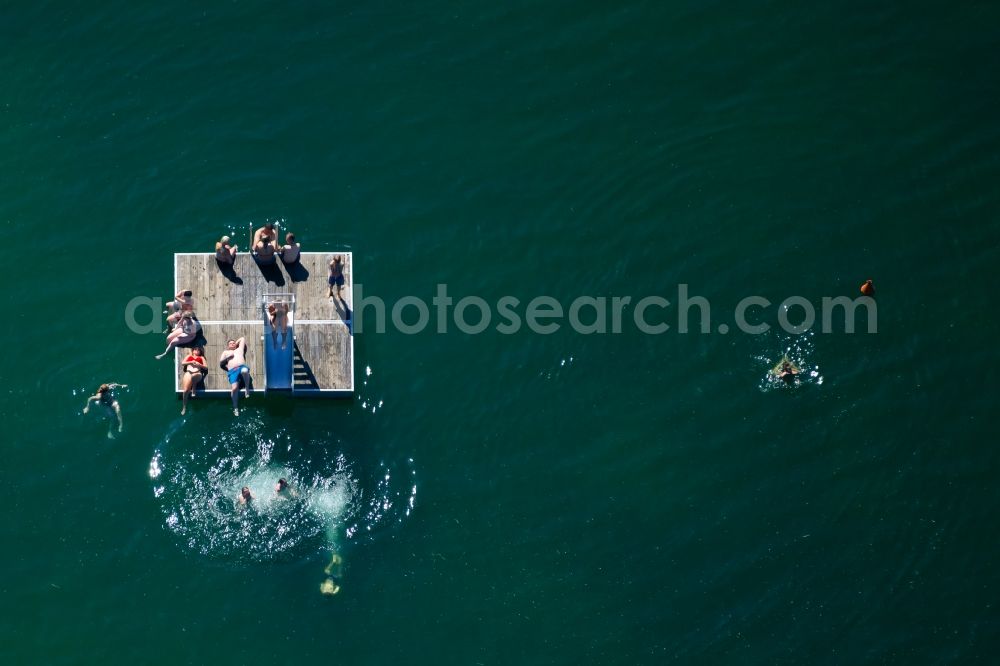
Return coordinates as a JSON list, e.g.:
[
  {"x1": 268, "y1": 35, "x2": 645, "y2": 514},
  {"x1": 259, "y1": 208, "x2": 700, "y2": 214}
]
[{"x1": 328, "y1": 255, "x2": 345, "y2": 298}]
